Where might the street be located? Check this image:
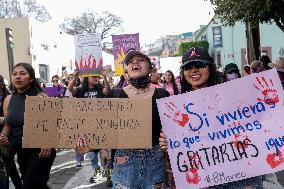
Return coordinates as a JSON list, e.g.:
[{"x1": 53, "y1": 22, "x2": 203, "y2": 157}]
[
  {"x1": 9, "y1": 150, "x2": 111, "y2": 189},
  {"x1": 7, "y1": 149, "x2": 284, "y2": 189}
]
